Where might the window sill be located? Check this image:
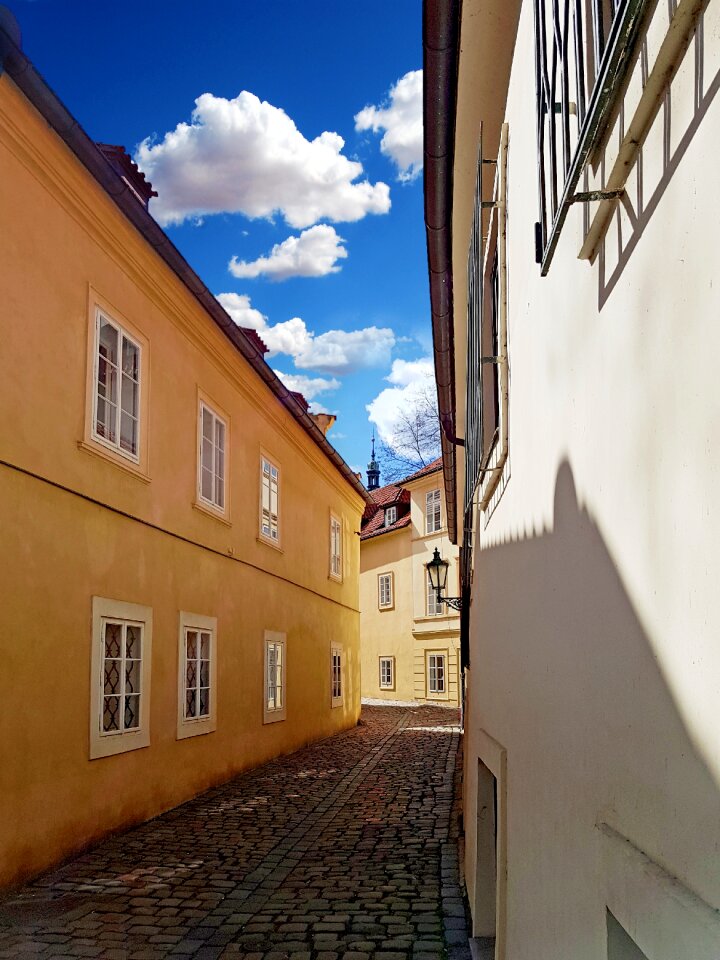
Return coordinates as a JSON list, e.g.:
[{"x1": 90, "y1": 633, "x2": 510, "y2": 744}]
[
  {"x1": 414, "y1": 614, "x2": 458, "y2": 624},
  {"x1": 331, "y1": 698, "x2": 344, "y2": 709},
  {"x1": 378, "y1": 604, "x2": 395, "y2": 612},
  {"x1": 263, "y1": 710, "x2": 287, "y2": 725},
  {"x1": 193, "y1": 500, "x2": 231, "y2": 527},
  {"x1": 328, "y1": 573, "x2": 343, "y2": 584},
  {"x1": 177, "y1": 718, "x2": 217, "y2": 740},
  {"x1": 412, "y1": 529, "x2": 448, "y2": 542},
  {"x1": 78, "y1": 440, "x2": 150, "y2": 483},
  {"x1": 90, "y1": 729, "x2": 150, "y2": 760},
  {"x1": 257, "y1": 534, "x2": 283, "y2": 553}
]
